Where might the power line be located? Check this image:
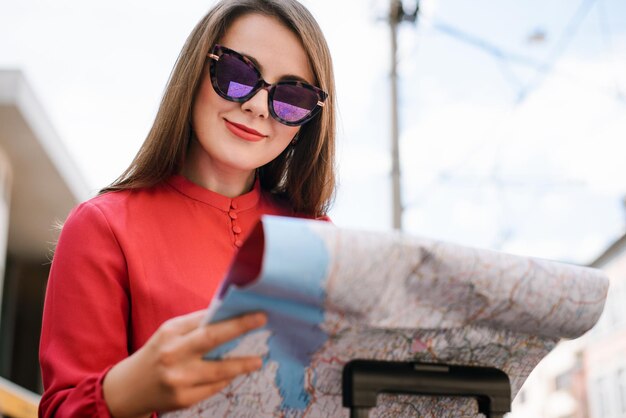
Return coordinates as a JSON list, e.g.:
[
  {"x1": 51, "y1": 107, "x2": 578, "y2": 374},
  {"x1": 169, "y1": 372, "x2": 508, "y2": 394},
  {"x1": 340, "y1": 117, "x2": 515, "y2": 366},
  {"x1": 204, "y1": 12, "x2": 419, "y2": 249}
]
[
  {"x1": 389, "y1": 0, "x2": 622, "y2": 252},
  {"x1": 597, "y1": 0, "x2": 625, "y2": 102},
  {"x1": 398, "y1": 1, "x2": 602, "y2": 250},
  {"x1": 409, "y1": 3, "x2": 626, "y2": 105},
  {"x1": 424, "y1": 18, "x2": 548, "y2": 73},
  {"x1": 514, "y1": 0, "x2": 598, "y2": 103}
]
